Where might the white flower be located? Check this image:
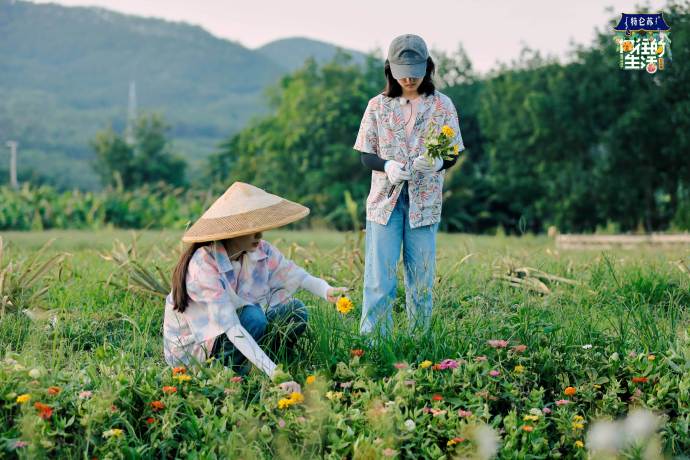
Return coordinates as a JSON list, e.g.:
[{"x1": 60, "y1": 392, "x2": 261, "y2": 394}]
[
  {"x1": 404, "y1": 419, "x2": 416, "y2": 431},
  {"x1": 622, "y1": 409, "x2": 658, "y2": 444},
  {"x1": 529, "y1": 408, "x2": 542, "y2": 416},
  {"x1": 586, "y1": 420, "x2": 621, "y2": 453},
  {"x1": 28, "y1": 368, "x2": 42, "y2": 379},
  {"x1": 582, "y1": 344, "x2": 593, "y2": 350},
  {"x1": 474, "y1": 424, "x2": 500, "y2": 460}
]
